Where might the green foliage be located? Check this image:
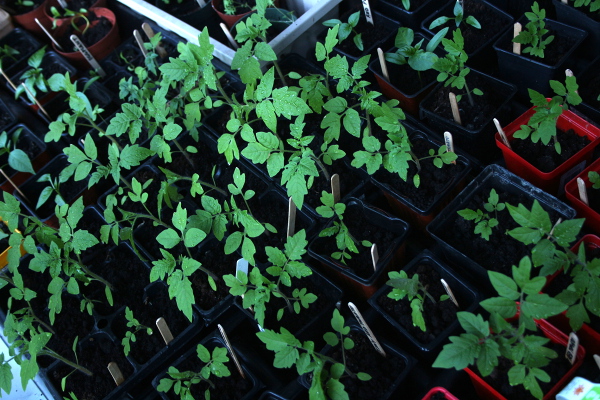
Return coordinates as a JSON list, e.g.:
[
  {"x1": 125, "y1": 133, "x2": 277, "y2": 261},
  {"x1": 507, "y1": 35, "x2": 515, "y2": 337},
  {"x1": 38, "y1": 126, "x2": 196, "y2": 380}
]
[
  {"x1": 323, "y1": 11, "x2": 364, "y2": 52},
  {"x1": 457, "y1": 189, "x2": 505, "y2": 241},
  {"x1": 121, "y1": 307, "x2": 153, "y2": 356},
  {"x1": 157, "y1": 344, "x2": 231, "y2": 400},
  {"x1": 513, "y1": 2, "x2": 554, "y2": 58},
  {"x1": 385, "y1": 27, "x2": 448, "y2": 73},
  {"x1": 428, "y1": 0, "x2": 481, "y2": 30}
]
